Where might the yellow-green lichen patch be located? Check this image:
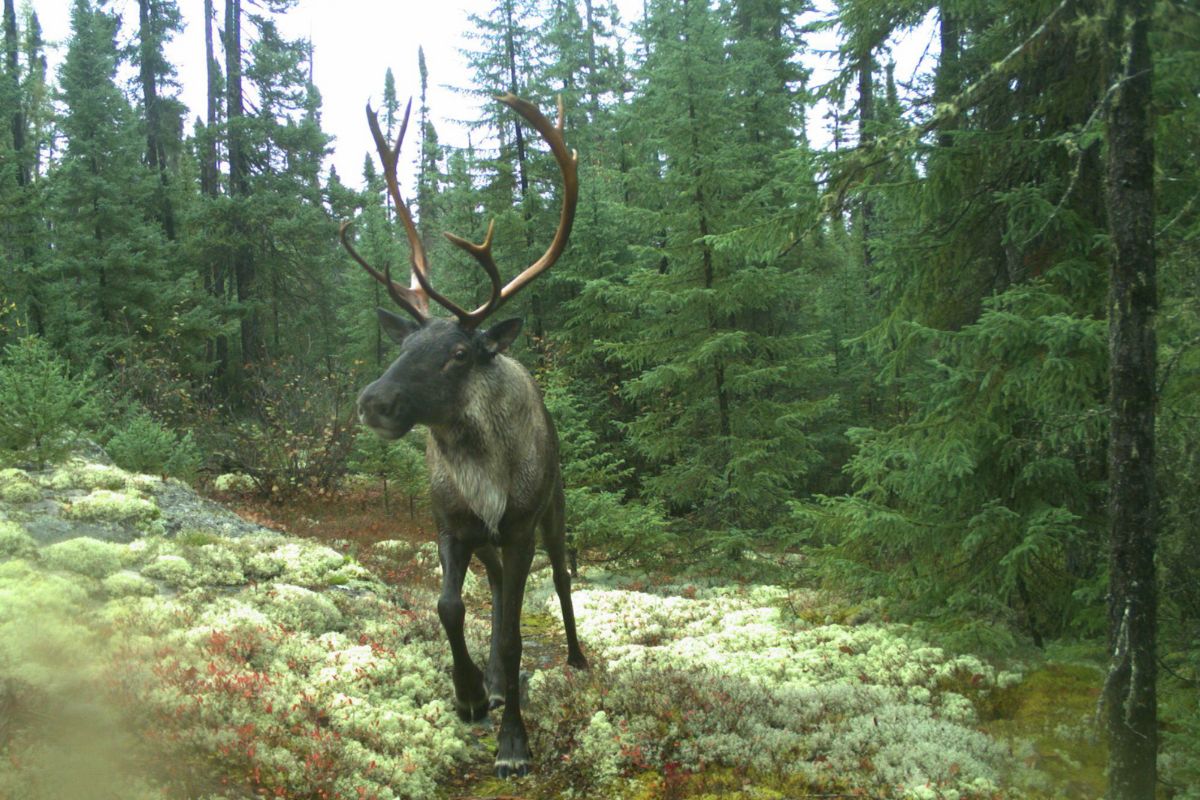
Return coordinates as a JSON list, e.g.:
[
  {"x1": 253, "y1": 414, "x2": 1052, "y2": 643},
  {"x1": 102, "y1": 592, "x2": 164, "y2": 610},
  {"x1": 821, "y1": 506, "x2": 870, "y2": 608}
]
[
  {"x1": 60, "y1": 488, "x2": 160, "y2": 529},
  {"x1": 0, "y1": 519, "x2": 36, "y2": 559},
  {"x1": 141, "y1": 553, "x2": 195, "y2": 586},
  {"x1": 212, "y1": 472, "x2": 256, "y2": 494},
  {"x1": 44, "y1": 460, "x2": 132, "y2": 492},
  {"x1": 0, "y1": 467, "x2": 42, "y2": 503},
  {"x1": 0, "y1": 559, "x2": 103, "y2": 691},
  {"x1": 102, "y1": 569, "x2": 158, "y2": 598},
  {"x1": 980, "y1": 662, "x2": 1106, "y2": 797},
  {"x1": 0, "y1": 558, "x2": 161, "y2": 800},
  {"x1": 40, "y1": 536, "x2": 131, "y2": 579},
  {"x1": 185, "y1": 542, "x2": 247, "y2": 586}
]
